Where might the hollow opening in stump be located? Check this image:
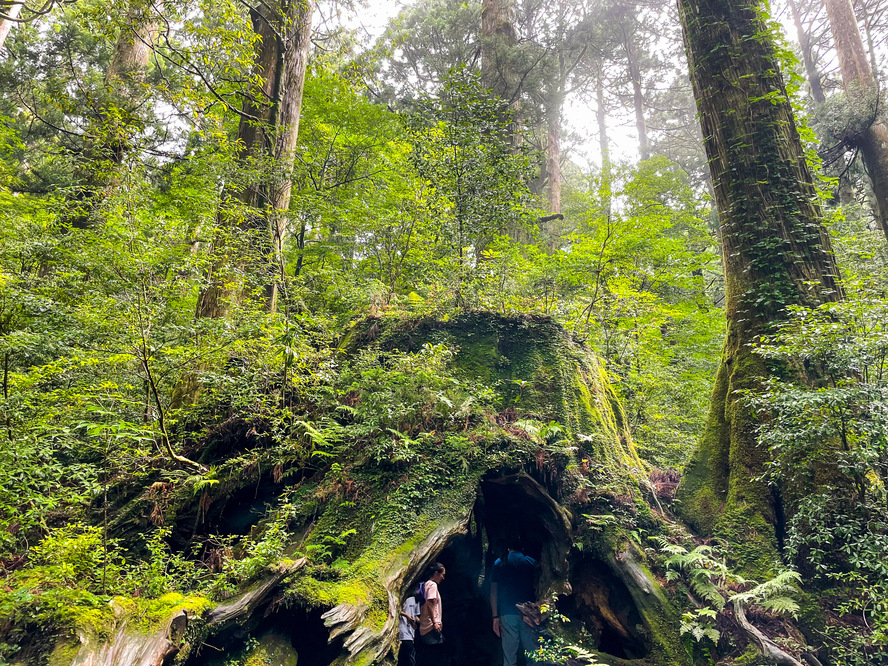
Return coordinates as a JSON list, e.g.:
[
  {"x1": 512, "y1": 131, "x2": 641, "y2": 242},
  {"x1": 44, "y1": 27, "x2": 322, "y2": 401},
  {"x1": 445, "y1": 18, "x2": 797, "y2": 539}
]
[
  {"x1": 421, "y1": 473, "x2": 650, "y2": 663},
  {"x1": 187, "y1": 606, "x2": 344, "y2": 666},
  {"x1": 557, "y1": 554, "x2": 650, "y2": 659},
  {"x1": 410, "y1": 473, "x2": 571, "y2": 666}
]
